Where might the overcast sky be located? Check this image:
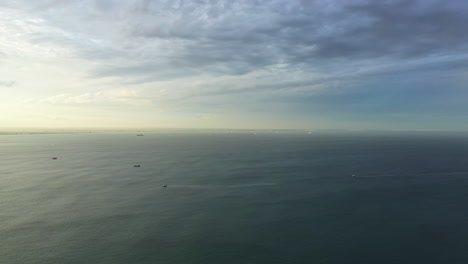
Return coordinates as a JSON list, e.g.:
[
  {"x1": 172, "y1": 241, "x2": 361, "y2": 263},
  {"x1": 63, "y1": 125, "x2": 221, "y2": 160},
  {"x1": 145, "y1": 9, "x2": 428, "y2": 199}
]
[{"x1": 1, "y1": 0, "x2": 468, "y2": 130}]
